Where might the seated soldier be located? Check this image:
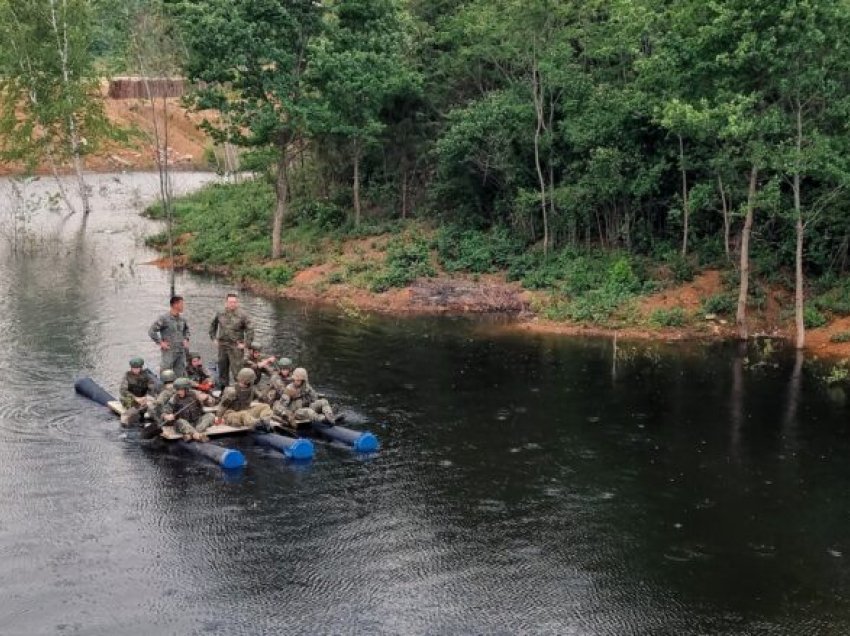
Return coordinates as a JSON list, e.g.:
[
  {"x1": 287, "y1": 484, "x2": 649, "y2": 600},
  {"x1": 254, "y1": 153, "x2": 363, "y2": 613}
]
[
  {"x1": 186, "y1": 352, "x2": 214, "y2": 392},
  {"x1": 241, "y1": 345, "x2": 276, "y2": 387},
  {"x1": 215, "y1": 368, "x2": 273, "y2": 429},
  {"x1": 163, "y1": 378, "x2": 216, "y2": 442},
  {"x1": 273, "y1": 367, "x2": 338, "y2": 426},
  {"x1": 149, "y1": 369, "x2": 177, "y2": 425},
  {"x1": 262, "y1": 357, "x2": 294, "y2": 405},
  {"x1": 119, "y1": 357, "x2": 158, "y2": 425}
]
